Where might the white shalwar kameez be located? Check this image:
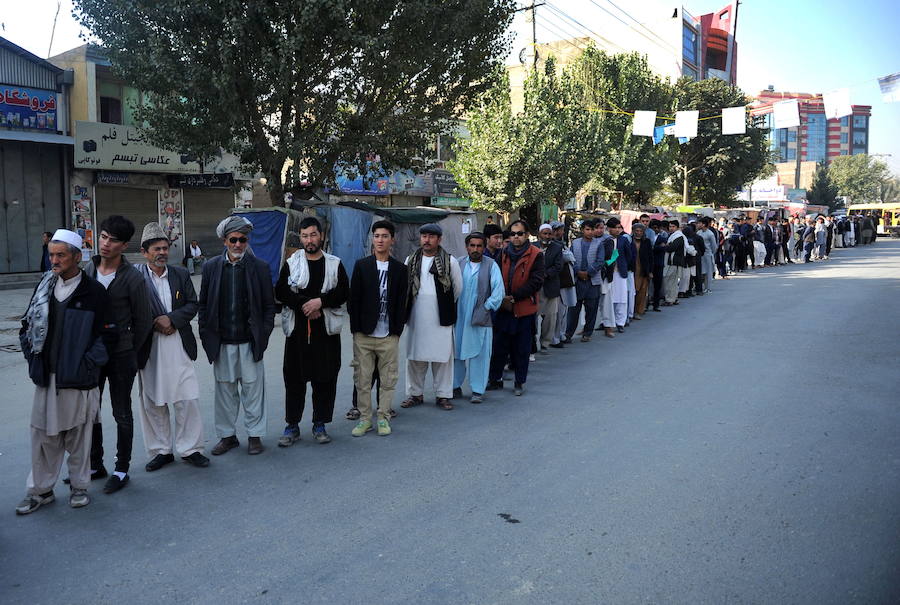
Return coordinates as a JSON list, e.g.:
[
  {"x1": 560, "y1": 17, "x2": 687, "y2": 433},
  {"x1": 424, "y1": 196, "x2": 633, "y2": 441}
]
[
  {"x1": 138, "y1": 269, "x2": 205, "y2": 457},
  {"x1": 405, "y1": 255, "x2": 462, "y2": 398}
]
